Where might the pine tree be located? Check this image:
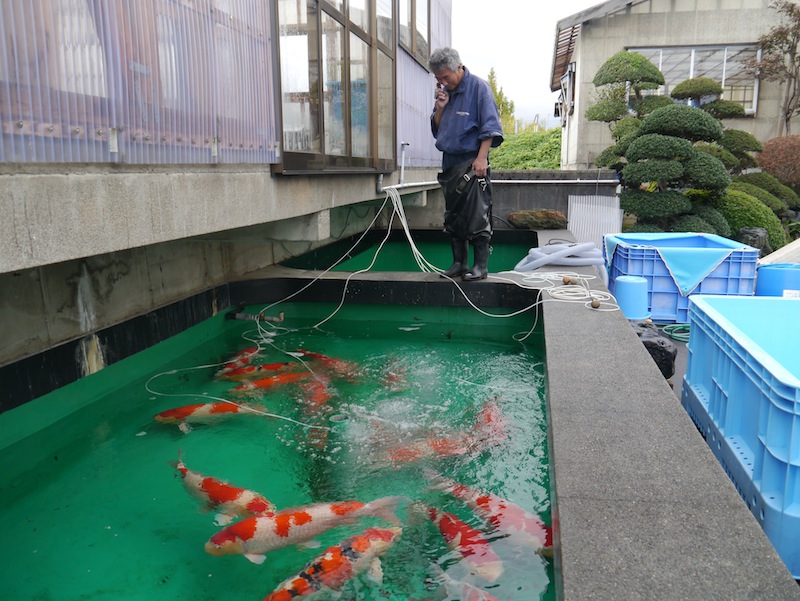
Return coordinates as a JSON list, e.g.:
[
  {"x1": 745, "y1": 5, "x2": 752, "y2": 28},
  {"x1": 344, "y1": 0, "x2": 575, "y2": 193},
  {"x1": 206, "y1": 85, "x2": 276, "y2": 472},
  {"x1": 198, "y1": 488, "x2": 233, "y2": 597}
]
[{"x1": 487, "y1": 68, "x2": 515, "y2": 134}]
